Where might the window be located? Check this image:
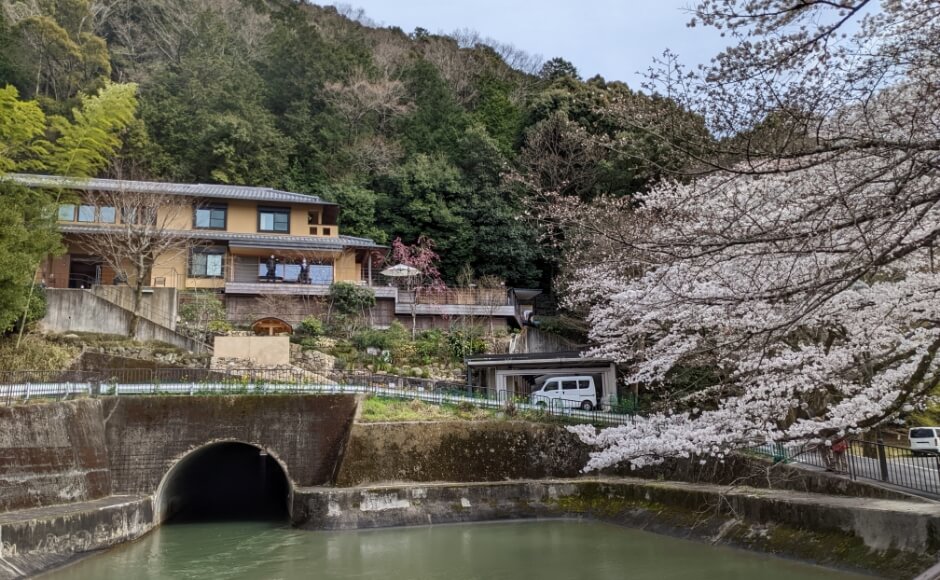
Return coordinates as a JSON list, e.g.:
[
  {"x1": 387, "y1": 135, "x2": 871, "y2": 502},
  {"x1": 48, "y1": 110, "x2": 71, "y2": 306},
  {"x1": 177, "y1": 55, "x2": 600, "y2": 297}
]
[
  {"x1": 78, "y1": 205, "x2": 96, "y2": 222},
  {"x1": 190, "y1": 249, "x2": 225, "y2": 278},
  {"x1": 544, "y1": 382, "x2": 558, "y2": 392},
  {"x1": 911, "y1": 428, "x2": 936, "y2": 439},
  {"x1": 562, "y1": 380, "x2": 578, "y2": 390},
  {"x1": 121, "y1": 207, "x2": 137, "y2": 224},
  {"x1": 322, "y1": 227, "x2": 331, "y2": 236},
  {"x1": 578, "y1": 380, "x2": 591, "y2": 390},
  {"x1": 99, "y1": 206, "x2": 116, "y2": 223},
  {"x1": 195, "y1": 205, "x2": 227, "y2": 230},
  {"x1": 258, "y1": 207, "x2": 290, "y2": 233},
  {"x1": 58, "y1": 204, "x2": 75, "y2": 221}
]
